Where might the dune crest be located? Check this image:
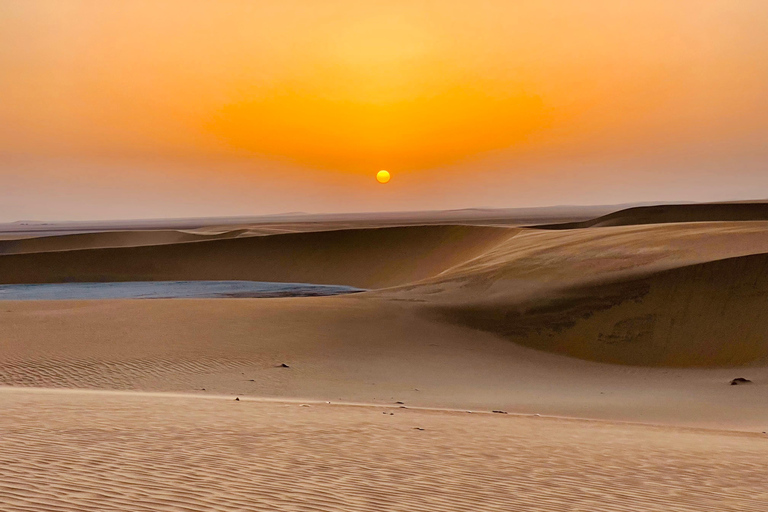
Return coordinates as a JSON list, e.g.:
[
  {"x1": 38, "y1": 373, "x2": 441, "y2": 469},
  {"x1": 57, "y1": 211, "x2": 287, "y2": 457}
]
[
  {"x1": 0, "y1": 225, "x2": 514, "y2": 288},
  {"x1": 537, "y1": 202, "x2": 768, "y2": 229},
  {"x1": 0, "y1": 229, "x2": 252, "y2": 255}
]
